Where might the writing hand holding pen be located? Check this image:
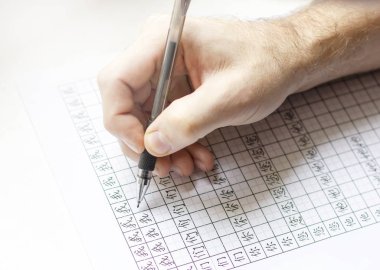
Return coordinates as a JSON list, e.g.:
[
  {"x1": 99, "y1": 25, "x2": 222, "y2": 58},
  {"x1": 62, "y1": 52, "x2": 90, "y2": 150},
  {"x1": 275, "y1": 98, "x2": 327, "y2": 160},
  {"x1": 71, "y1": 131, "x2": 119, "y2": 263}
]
[{"x1": 98, "y1": 1, "x2": 380, "y2": 199}]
